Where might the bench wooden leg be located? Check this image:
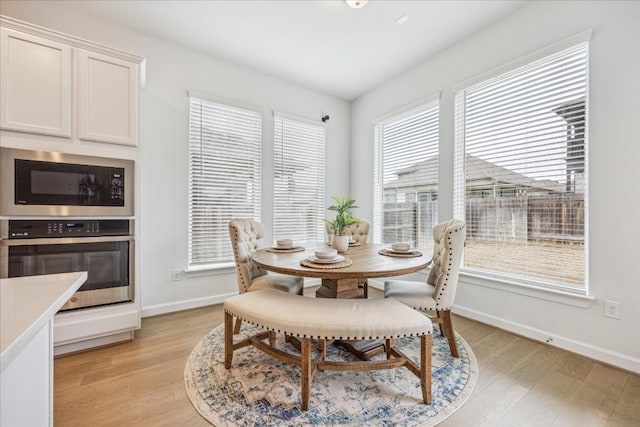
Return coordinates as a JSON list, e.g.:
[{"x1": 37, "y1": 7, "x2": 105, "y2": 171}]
[
  {"x1": 233, "y1": 317, "x2": 243, "y2": 334},
  {"x1": 385, "y1": 338, "x2": 394, "y2": 360},
  {"x1": 301, "y1": 337, "x2": 312, "y2": 411},
  {"x1": 421, "y1": 334, "x2": 432, "y2": 404},
  {"x1": 224, "y1": 312, "x2": 234, "y2": 369}
]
